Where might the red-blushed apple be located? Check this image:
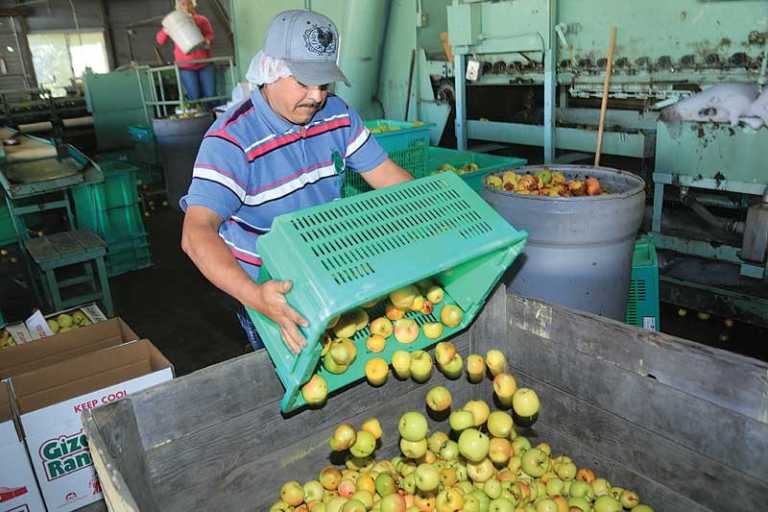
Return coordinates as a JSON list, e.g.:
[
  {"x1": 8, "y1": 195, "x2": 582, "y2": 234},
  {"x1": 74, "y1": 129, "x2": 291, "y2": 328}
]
[
  {"x1": 385, "y1": 302, "x2": 406, "y2": 321},
  {"x1": 434, "y1": 341, "x2": 457, "y2": 366},
  {"x1": 390, "y1": 285, "x2": 420, "y2": 309},
  {"x1": 576, "y1": 468, "x2": 596, "y2": 483},
  {"x1": 422, "y1": 322, "x2": 443, "y2": 339},
  {"x1": 488, "y1": 437, "x2": 512, "y2": 465},
  {"x1": 487, "y1": 411, "x2": 514, "y2": 438},
  {"x1": 440, "y1": 304, "x2": 463, "y2": 328},
  {"x1": 409, "y1": 350, "x2": 433, "y2": 382},
  {"x1": 485, "y1": 350, "x2": 507, "y2": 376},
  {"x1": 281, "y1": 481, "x2": 305, "y2": 506},
  {"x1": 366, "y1": 334, "x2": 387, "y2": 353},
  {"x1": 337, "y1": 478, "x2": 356, "y2": 498},
  {"x1": 466, "y1": 354, "x2": 486, "y2": 383},
  {"x1": 492, "y1": 373, "x2": 518, "y2": 407},
  {"x1": 394, "y1": 318, "x2": 420, "y2": 343},
  {"x1": 365, "y1": 357, "x2": 389, "y2": 386},
  {"x1": 620, "y1": 490, "x2": 640, "y2": 508},
  {"x1": 420, "y1": 299, "x2": 434, "y2": 315},
  {"x1": 463, "y1": 399, "x2": 491, "y2": 426},
  {"x1": 360, "y1": 417, "x2": 382, "y2": 440},
  {"x1": 399, "y1": 411, "x2": 429, "y2": 441},
  {"x1": 426, "y1": 385, "x2": 452, "y2": 412},
  {"x1": 391, "y1": 350, "x2": 412, "y2": 379},
  {"x1": 426, "y1": 285, "x2": 444, "y2": 304},
  {"x1": 329, "y1": 423, "x2": 356, "y2": 451},
  {"x1": 302, "y1": 374, "x2": 328, "y2": 406},
  {"x1": 458, "y1": 428, "x2": 490, "y2": 462},
  {"x1": 319, "y1": 466, "x2": 342, "y2": 490},
  {"x1": 369, "y1": 316, "x2": 393, "y2": 338}
]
